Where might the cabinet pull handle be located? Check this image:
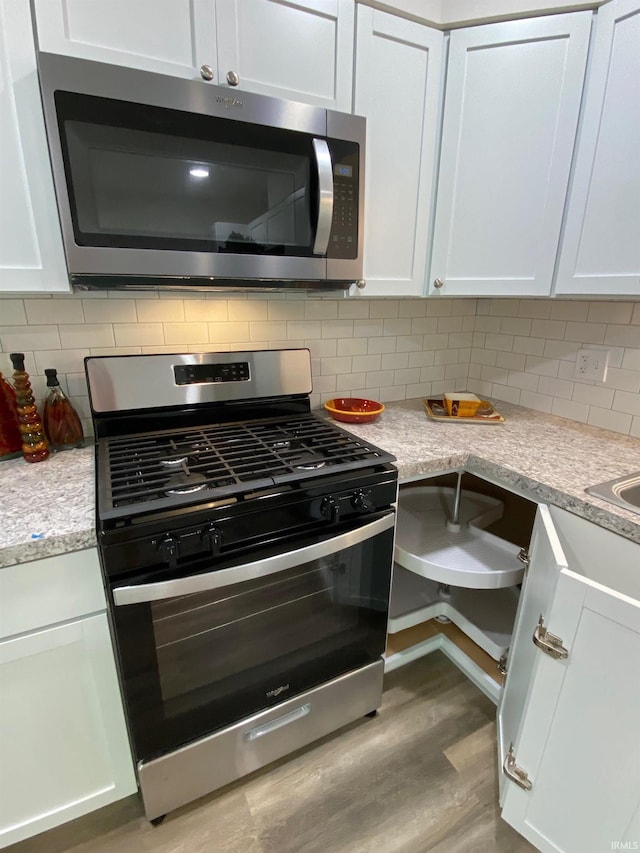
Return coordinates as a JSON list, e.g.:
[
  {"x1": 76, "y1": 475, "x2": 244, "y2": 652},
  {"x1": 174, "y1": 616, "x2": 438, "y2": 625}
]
[
  {"x1": 200, "y1": 65, "x2": 214, "y2": 81},
  {"x1": 433, "y1": 278, "x2": 444, "y2": 289},
  {"x1": 226, "y1": 70, "x2": 240, "y2": 86},
  {"x1": 532, "y1": 615, "x2": 568, "y2": 660}
]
